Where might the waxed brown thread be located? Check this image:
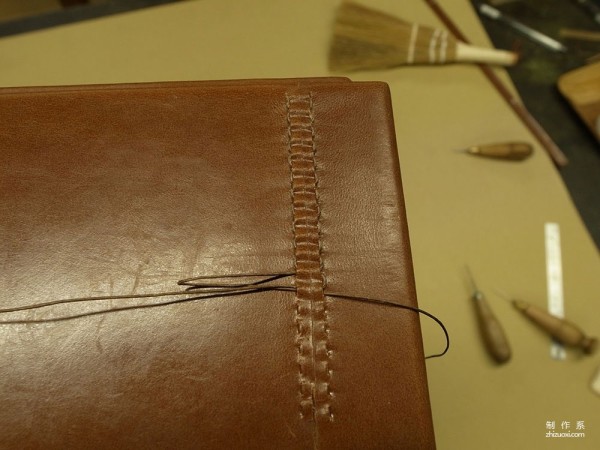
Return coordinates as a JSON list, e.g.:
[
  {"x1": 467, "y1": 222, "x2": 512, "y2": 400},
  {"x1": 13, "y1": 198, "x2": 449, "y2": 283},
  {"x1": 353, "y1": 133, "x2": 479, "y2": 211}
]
[{"x1": 0, "y1": 273, "x2": 450, "y2": 360}]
